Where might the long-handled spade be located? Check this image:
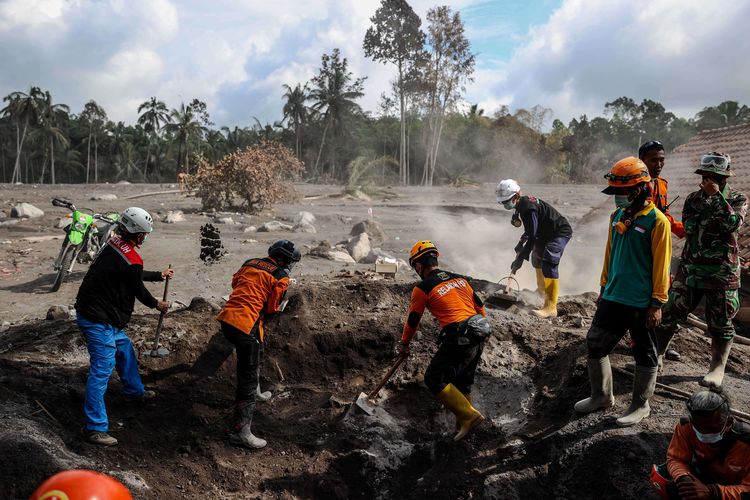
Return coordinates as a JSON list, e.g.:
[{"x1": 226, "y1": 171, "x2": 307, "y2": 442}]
[
  {"x1": 150, "y1": 264, "x2": 171, "y2": 357},
  {"x1": 354, "y1": 351, "x2": 408, "y2": 415}
]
